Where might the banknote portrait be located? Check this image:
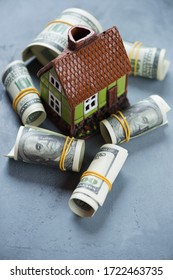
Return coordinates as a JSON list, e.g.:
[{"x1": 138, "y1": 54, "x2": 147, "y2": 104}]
[
  {"x1": 18, "y1": 130, "x2": 64, "y2": 165},
  {"x1": 108, "y1": 97, "x2": 163, "y2": 143}
]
